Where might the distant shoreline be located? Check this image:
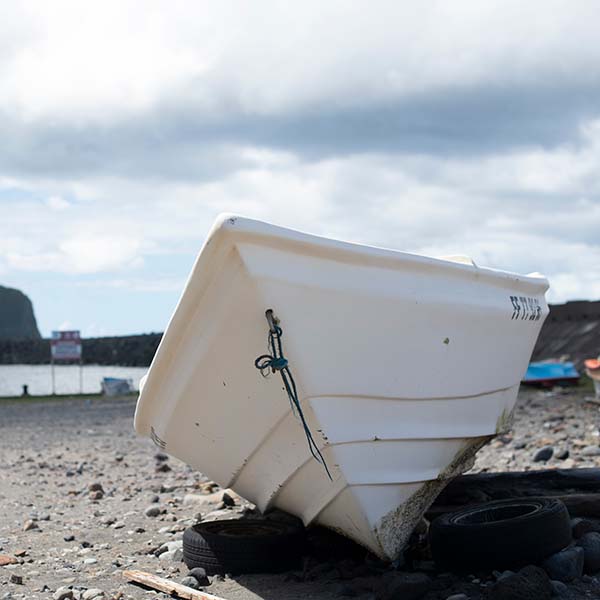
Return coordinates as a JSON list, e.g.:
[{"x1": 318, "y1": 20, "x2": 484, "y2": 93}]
[{"x1": 0, "y1": 333, "x2": 162, "y2": 366}]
